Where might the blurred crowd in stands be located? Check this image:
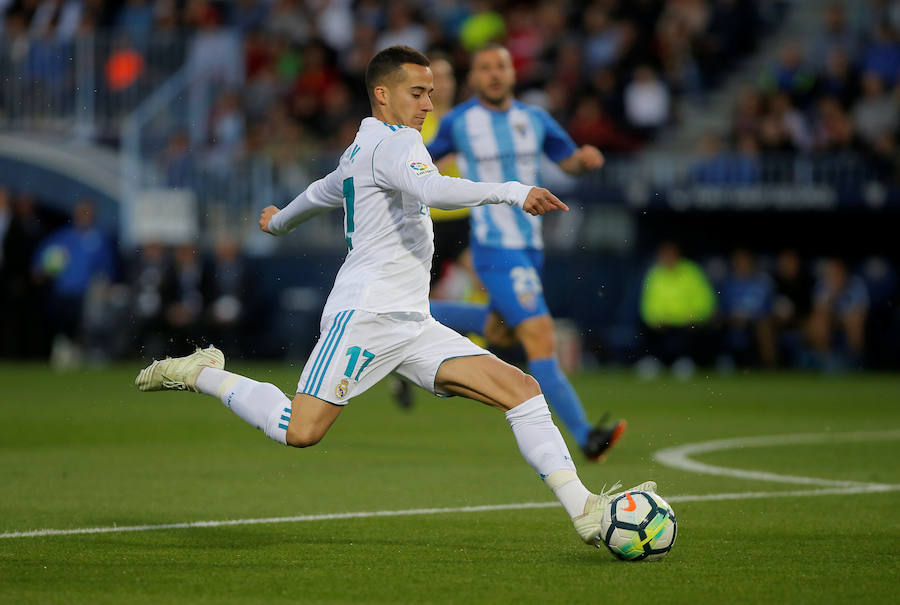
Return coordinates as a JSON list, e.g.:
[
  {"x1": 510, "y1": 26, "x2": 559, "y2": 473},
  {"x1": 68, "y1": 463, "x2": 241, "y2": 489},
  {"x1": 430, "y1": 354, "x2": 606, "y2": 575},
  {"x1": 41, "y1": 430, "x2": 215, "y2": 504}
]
[
  {"x1": 2, "y1": 185, "x2": 897, "y2": 372},
  {"x1": 3, "y1": 0, "x2": 780, "y2": 173},
  {"x1": 636, "y1": 241, "x2": 898, "y2": 378},
  {"x1": 694, "y1": 1, "x2": 900, "y2": 186},
  {"x1": 2, "y1": 0, "x2": 899, "y2": 371},
  {"x1": 0, "y1": 188, "x2": 255, "y2": 364}
]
